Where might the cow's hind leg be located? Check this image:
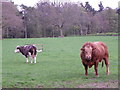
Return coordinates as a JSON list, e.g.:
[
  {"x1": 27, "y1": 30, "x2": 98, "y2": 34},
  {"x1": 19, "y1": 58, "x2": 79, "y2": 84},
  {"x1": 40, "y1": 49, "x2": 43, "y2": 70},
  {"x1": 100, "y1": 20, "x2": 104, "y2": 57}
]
[
  {"x1": 94, "y1": 62, "x2": 99, "y2": 77},
  {"x1": 34, "y1": 56, "x2": 36, "y2": 63},
  {"x1": 104, "y1": 57, "x2": 110, "y2": 75},
  {"x1": 30, "y1": 57, "x2": 33, "y2": 63},
  {"x1": 29, "y1": 53, "x2": 33, "y2": 63},
  {"x1": 31, "y1": 55, "x2": 36, "y2": 63}
]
